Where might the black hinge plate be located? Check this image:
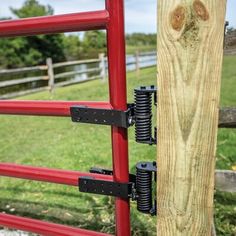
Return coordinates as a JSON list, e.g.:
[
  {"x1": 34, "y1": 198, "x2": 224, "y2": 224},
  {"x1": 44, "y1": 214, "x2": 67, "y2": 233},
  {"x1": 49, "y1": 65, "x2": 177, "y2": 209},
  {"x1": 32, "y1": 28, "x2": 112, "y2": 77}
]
[
  {"x1": 70, "y1": 106, "x2": 133, "y2": 128},
  {"x1": 79, "y1": 177, "x2": 133, "y2": 199}
]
